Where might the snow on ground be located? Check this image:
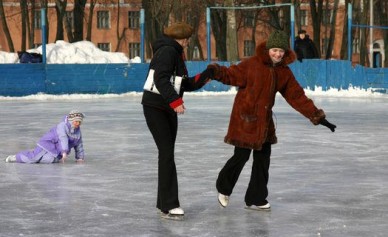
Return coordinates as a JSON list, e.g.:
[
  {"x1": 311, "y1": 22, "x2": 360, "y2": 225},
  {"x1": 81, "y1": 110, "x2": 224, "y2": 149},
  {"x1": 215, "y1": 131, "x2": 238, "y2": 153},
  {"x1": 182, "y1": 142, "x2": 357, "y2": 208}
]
[
  {"x1": 0, "y1": 86, "x2": 387, "y2": 101},
  {"x1": 0, "y1": 40, "x2": 131, "y2": 64},
  {"x1": 0, "y1": 40, "x2": 387, "y2": 99}
]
